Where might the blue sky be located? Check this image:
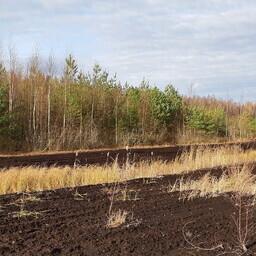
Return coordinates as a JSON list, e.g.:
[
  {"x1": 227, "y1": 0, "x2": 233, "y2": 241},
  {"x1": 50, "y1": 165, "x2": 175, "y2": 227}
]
[{"x1": 1, "y1": 0, "x2": 256, "y2": 102}]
